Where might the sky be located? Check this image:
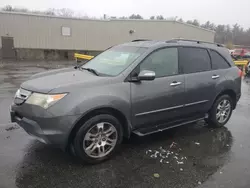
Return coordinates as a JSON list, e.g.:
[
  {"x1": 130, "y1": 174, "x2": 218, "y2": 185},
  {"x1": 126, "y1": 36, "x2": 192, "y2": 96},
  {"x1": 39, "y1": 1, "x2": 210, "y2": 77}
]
[{"x1": 0, "y1": 0, "x2": 250, "y2": 28}]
